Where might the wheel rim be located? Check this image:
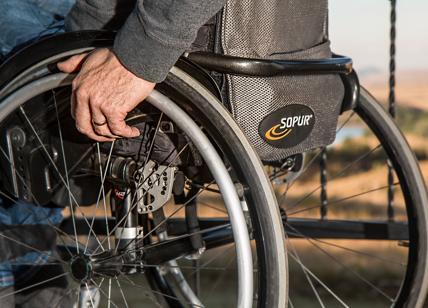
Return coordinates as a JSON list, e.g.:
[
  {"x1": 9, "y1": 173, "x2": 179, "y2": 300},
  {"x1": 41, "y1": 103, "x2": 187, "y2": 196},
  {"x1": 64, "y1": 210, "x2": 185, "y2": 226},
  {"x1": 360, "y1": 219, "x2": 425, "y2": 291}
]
[
  {"x1": 0, "y1": 73, "x2": 256, "y2": 307},
  {"x1": 270, "y1": 89, "x2": 427, "y2": 307}
]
